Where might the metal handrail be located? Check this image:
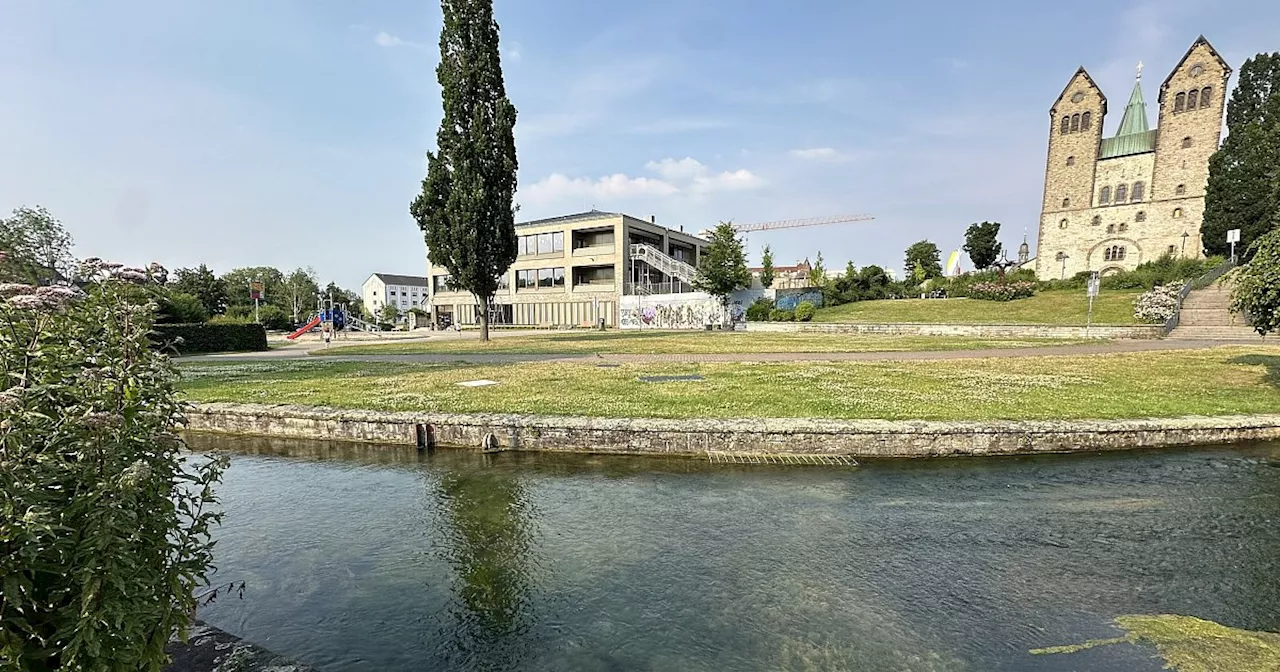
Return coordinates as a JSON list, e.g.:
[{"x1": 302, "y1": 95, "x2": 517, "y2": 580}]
[
  {"x1": 1164, "y1": 260, "x2": 1236, "y2": 334},
  {"x1": 629, "y1": 244, "x2": 698, "y2": 284}
]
